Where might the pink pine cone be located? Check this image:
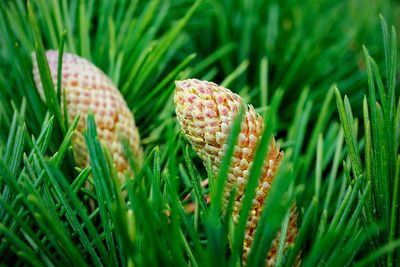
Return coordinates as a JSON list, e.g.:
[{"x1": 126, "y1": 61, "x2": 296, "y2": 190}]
[
  {"x1": 32, "y1": 50, "x2": 142, "y2": 176},
  {"x1": 174, "y1": 78, "x2": 298, "y2": 266}
]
